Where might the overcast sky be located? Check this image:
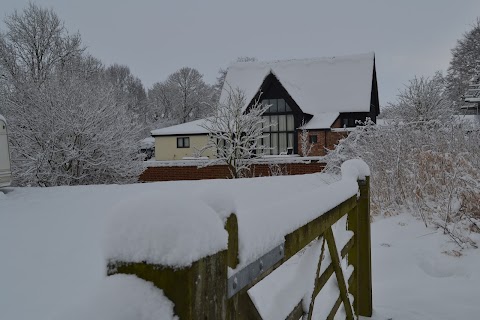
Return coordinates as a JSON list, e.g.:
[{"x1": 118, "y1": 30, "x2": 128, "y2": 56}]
[{"x1": 2, "y1": 0, "x2": 480, "y2": 105}]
